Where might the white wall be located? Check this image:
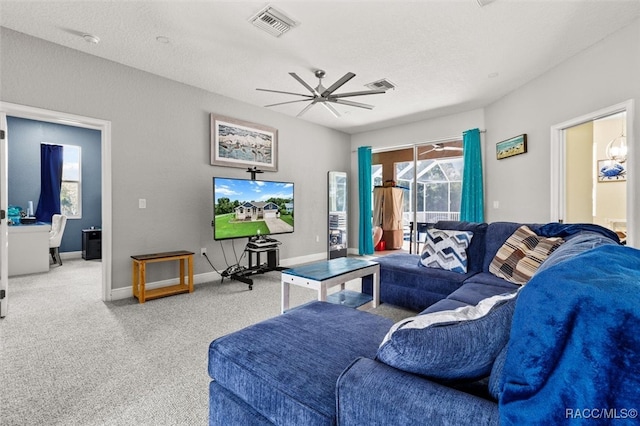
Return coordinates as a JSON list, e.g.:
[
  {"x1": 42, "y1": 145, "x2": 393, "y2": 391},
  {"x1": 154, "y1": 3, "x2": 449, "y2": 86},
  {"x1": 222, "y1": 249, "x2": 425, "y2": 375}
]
[
  {"x1": 0, "y1": 28, "x2": 351, "y2": 292},
  {"x1": 483, "y1": 19, "x2": 639, "y2": 226},
  {"x1": 349, "y1": 17, "x2": 639, "y2": 246}
]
